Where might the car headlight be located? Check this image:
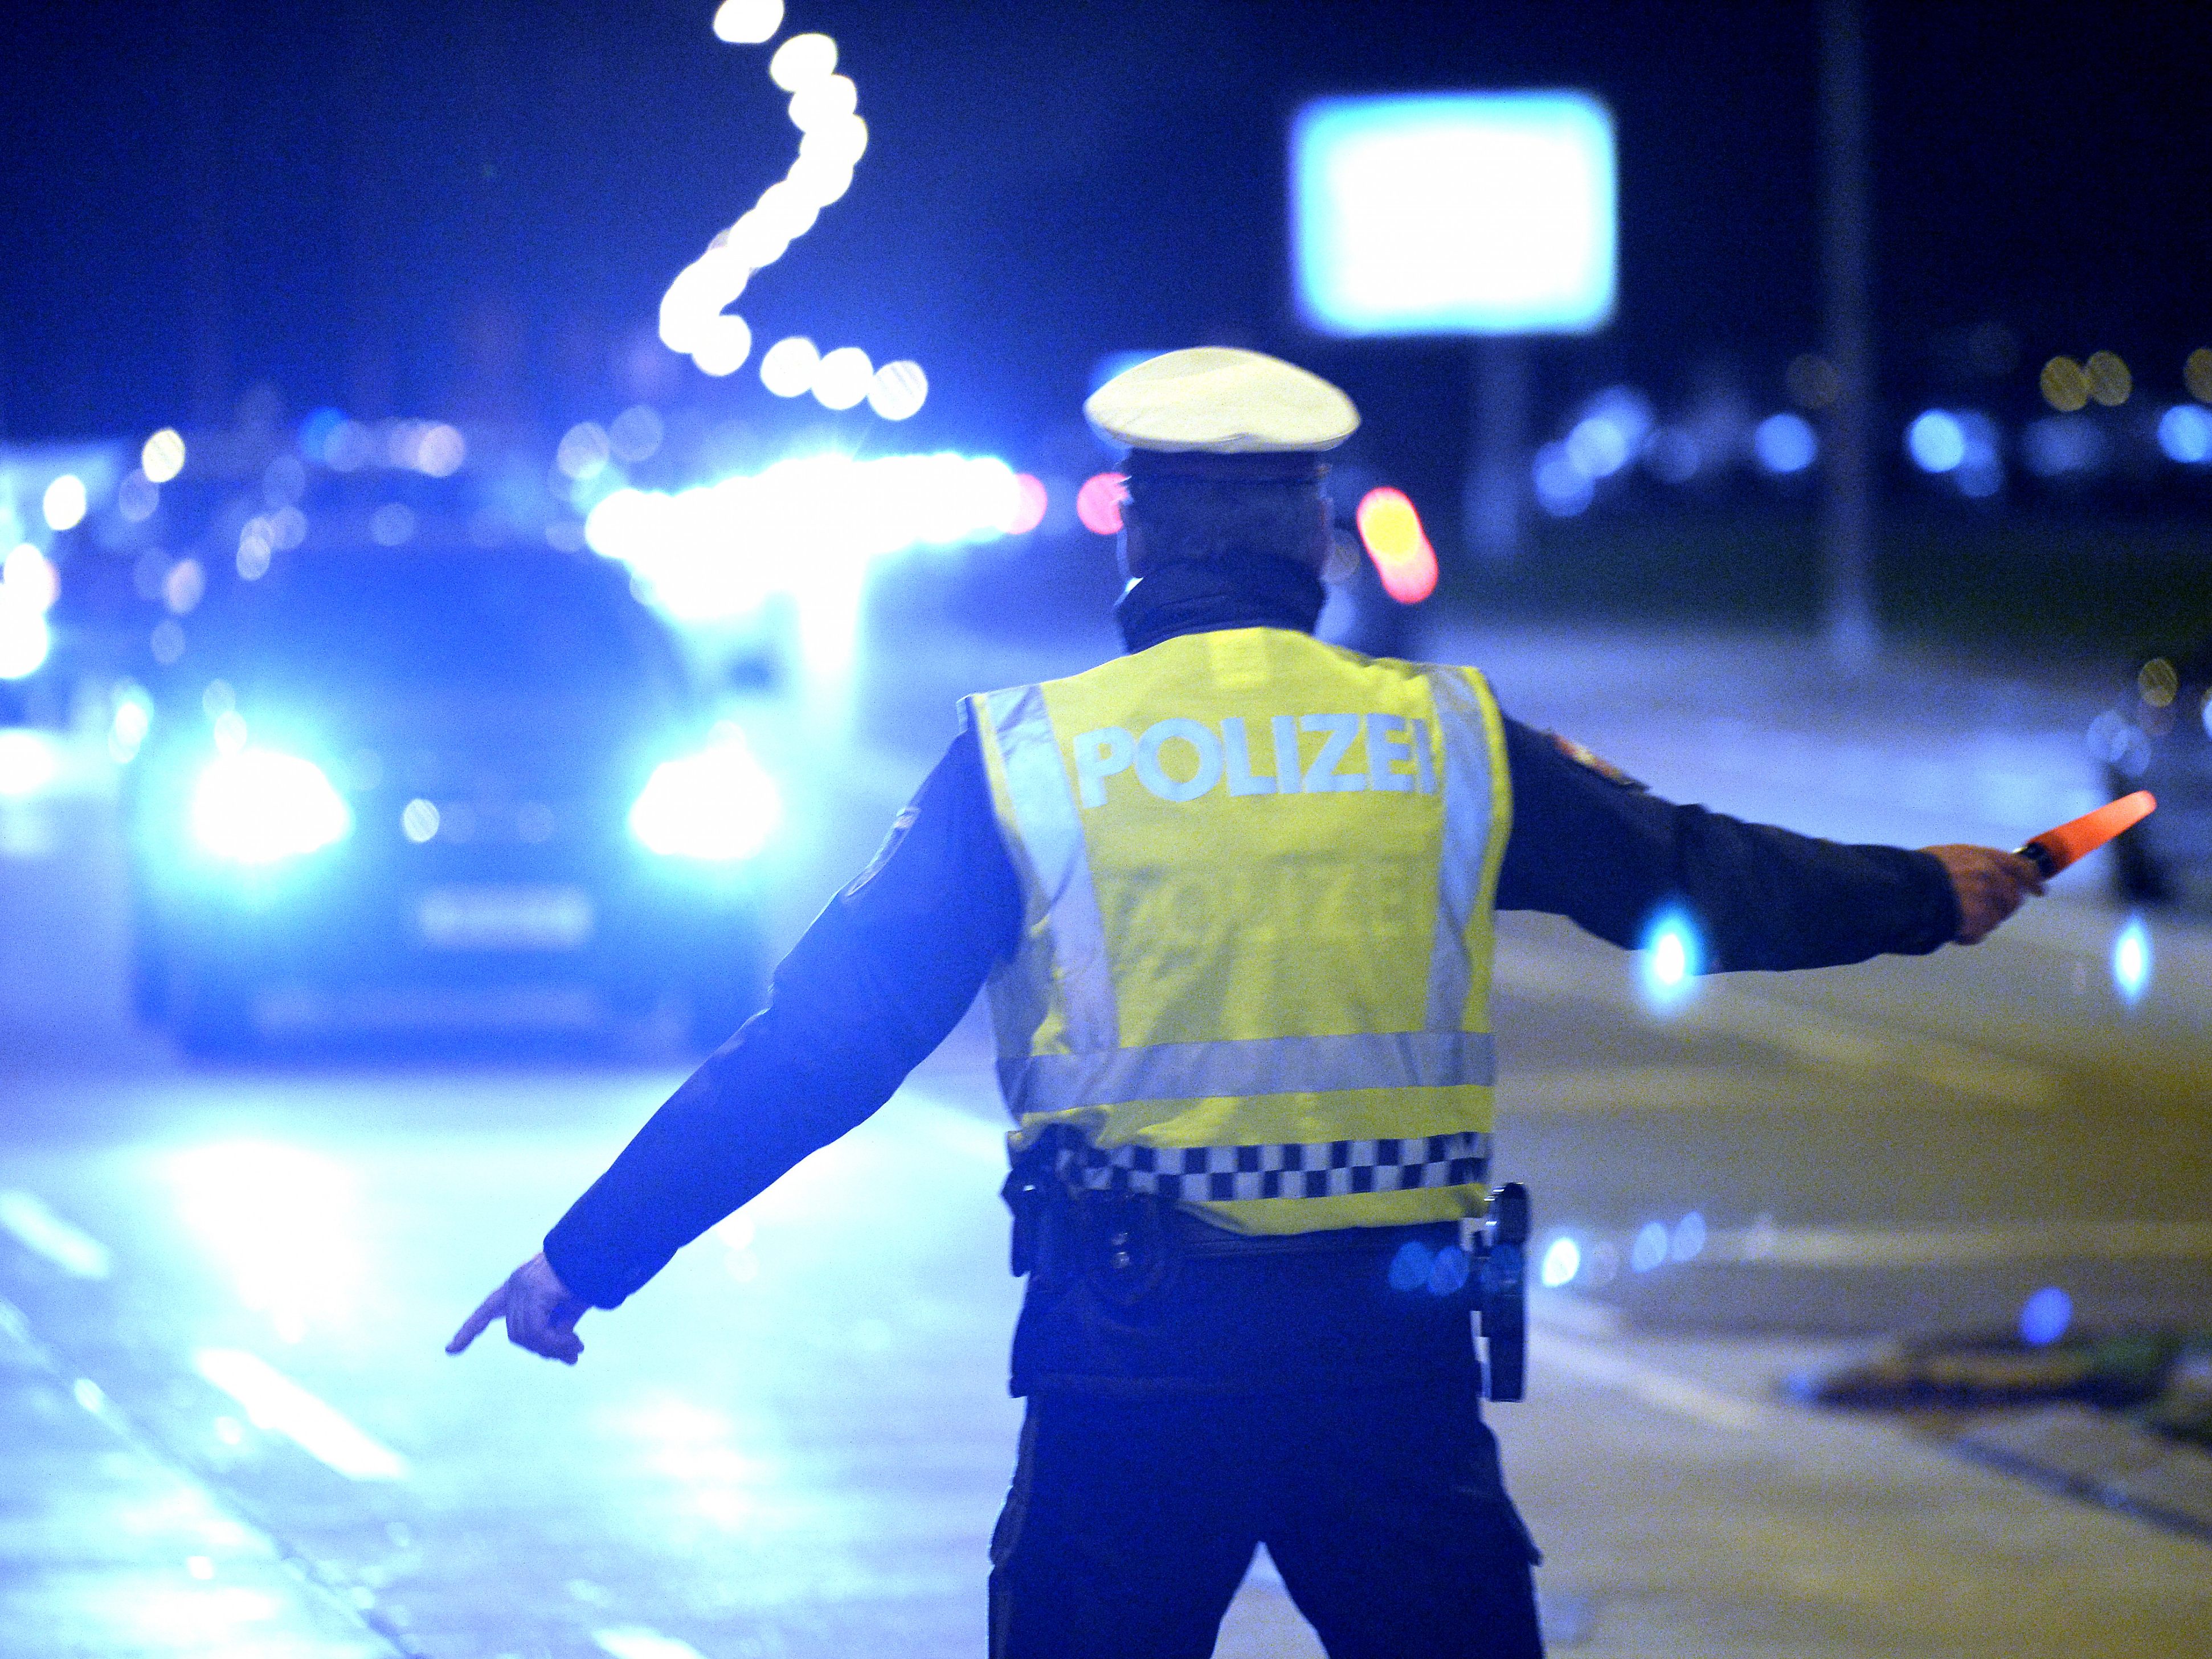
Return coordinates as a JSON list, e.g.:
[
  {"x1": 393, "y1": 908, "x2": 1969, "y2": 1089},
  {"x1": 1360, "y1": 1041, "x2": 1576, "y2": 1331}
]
[
  {"x1": 190, "y1": 750, "x2": 354, "y2": 864},
  {"x1": 628, "y1": 732, "x2": 782, "y2": 862}
]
